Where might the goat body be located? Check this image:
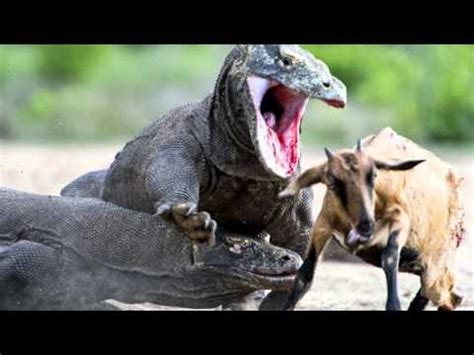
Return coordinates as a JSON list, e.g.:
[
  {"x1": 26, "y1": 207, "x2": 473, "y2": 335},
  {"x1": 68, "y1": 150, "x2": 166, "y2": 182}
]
[{"x1": 284, "y1": 127, "x2": 465, "y2": 310}]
